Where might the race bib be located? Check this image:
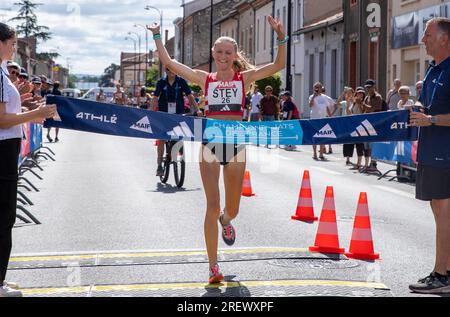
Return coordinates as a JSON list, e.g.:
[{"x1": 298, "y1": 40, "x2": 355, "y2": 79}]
[
  {"x1": 207, "y1": 81, "x2": 243, "y2": 112},
  {"x1": 168, "y1": 102, "x2": 177, "y2": 114}
]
